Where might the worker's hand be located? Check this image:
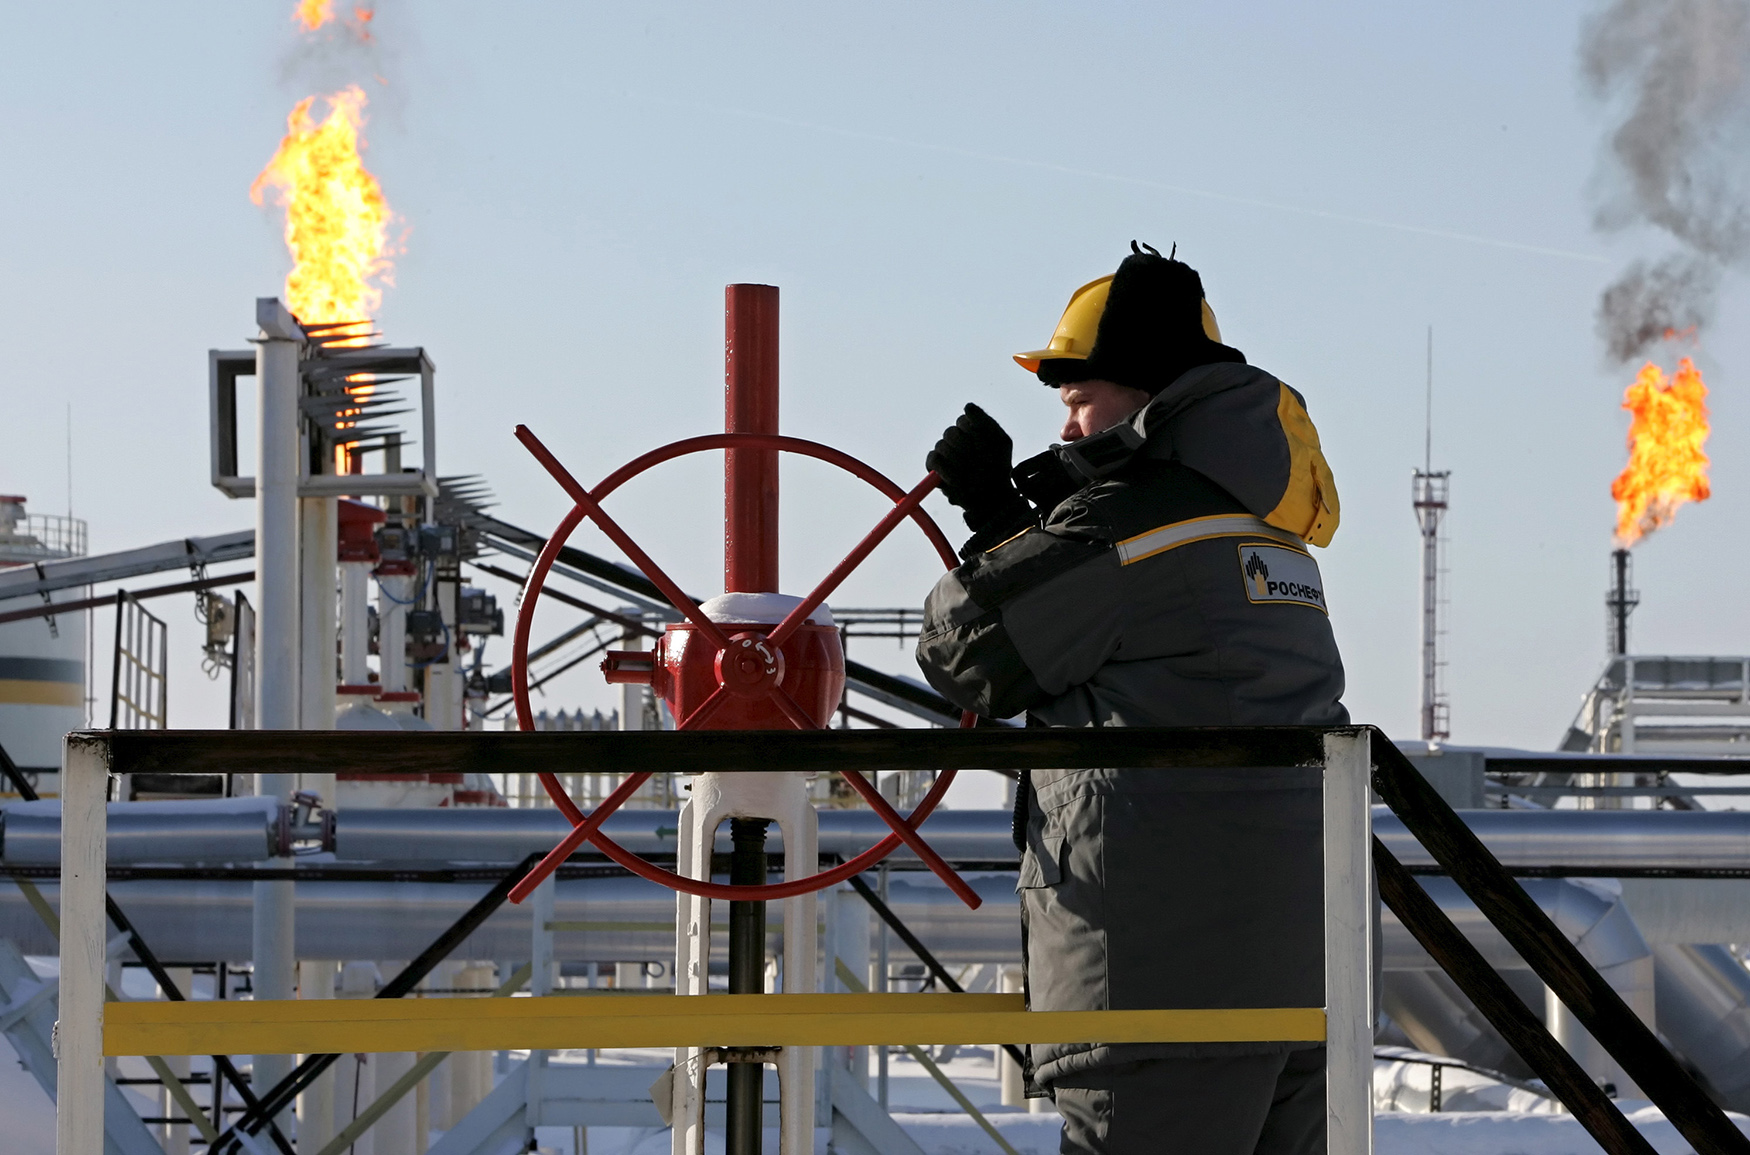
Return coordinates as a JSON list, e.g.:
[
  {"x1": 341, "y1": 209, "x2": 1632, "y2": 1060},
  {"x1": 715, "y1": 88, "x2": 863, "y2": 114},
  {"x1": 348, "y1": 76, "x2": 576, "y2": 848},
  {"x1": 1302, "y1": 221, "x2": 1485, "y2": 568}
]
[
  {"x1": 927, "y1": 404, "x2": 1034, "y2": 547},
  {"x1": 927, "y1": 404, "x2": 1014, "y2": 512}
]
